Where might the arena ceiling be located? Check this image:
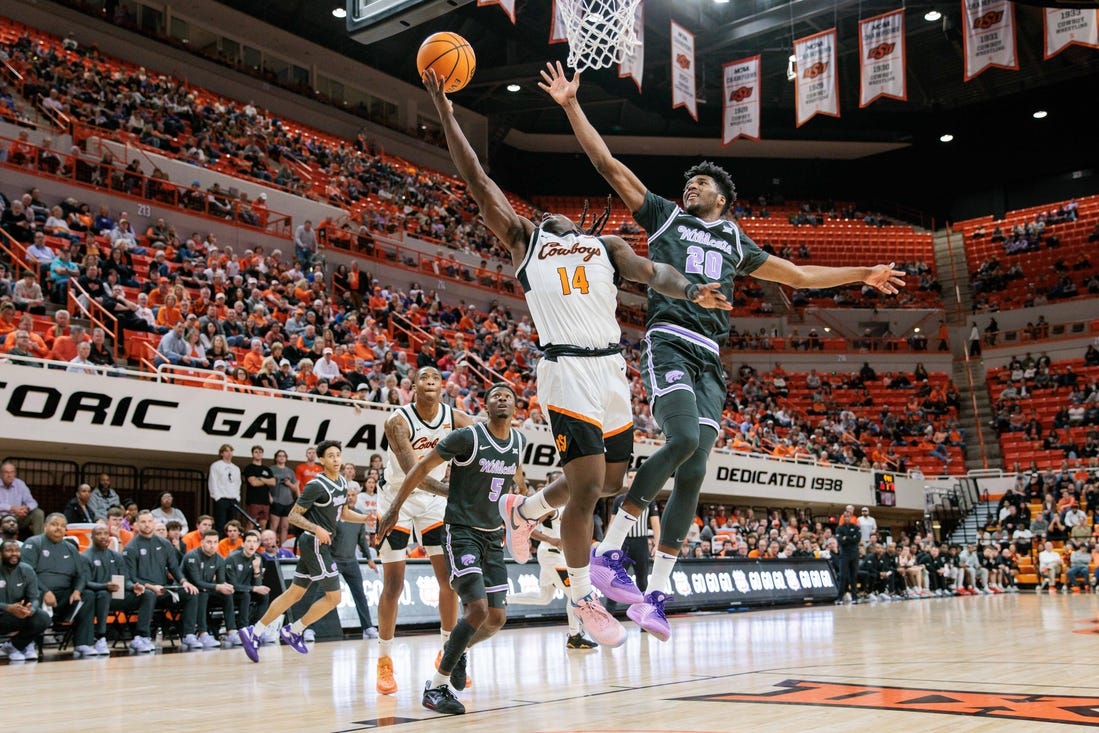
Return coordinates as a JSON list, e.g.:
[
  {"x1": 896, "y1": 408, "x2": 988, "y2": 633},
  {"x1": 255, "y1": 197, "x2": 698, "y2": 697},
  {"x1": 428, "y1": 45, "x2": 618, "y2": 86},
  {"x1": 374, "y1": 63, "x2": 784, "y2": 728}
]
[{"x1": 220, "y1": 0, "x2": 1098, "y2": 160}]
